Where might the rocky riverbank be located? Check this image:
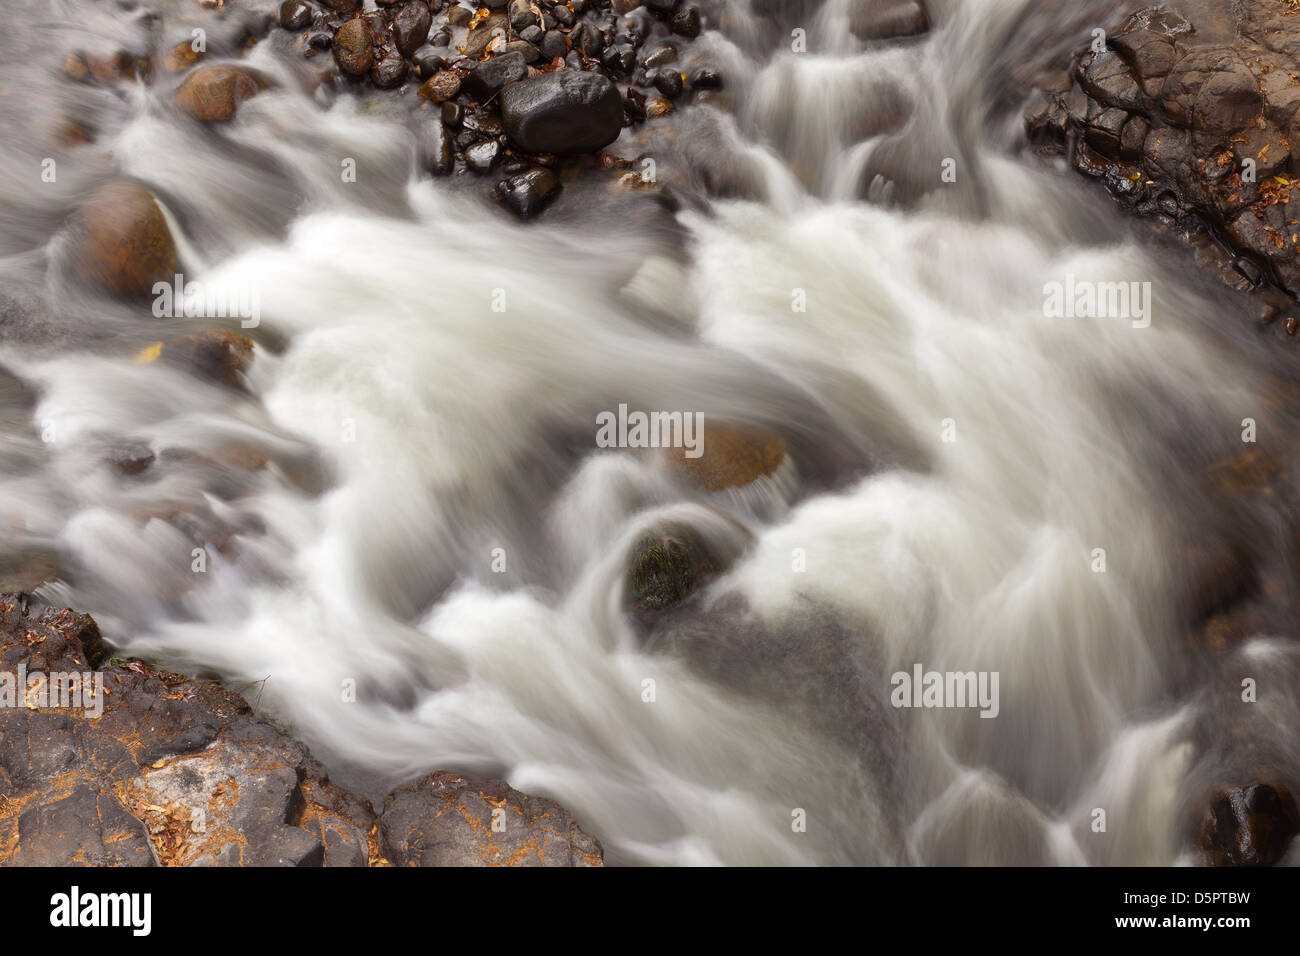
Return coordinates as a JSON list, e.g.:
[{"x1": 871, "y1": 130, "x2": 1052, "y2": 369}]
[
  {"x1": 0, "y1": 595, "x2": 603, "y2": 865},
  {"x1": 1026, "y1": 0, "x2": 1300, "y2": 336}
]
